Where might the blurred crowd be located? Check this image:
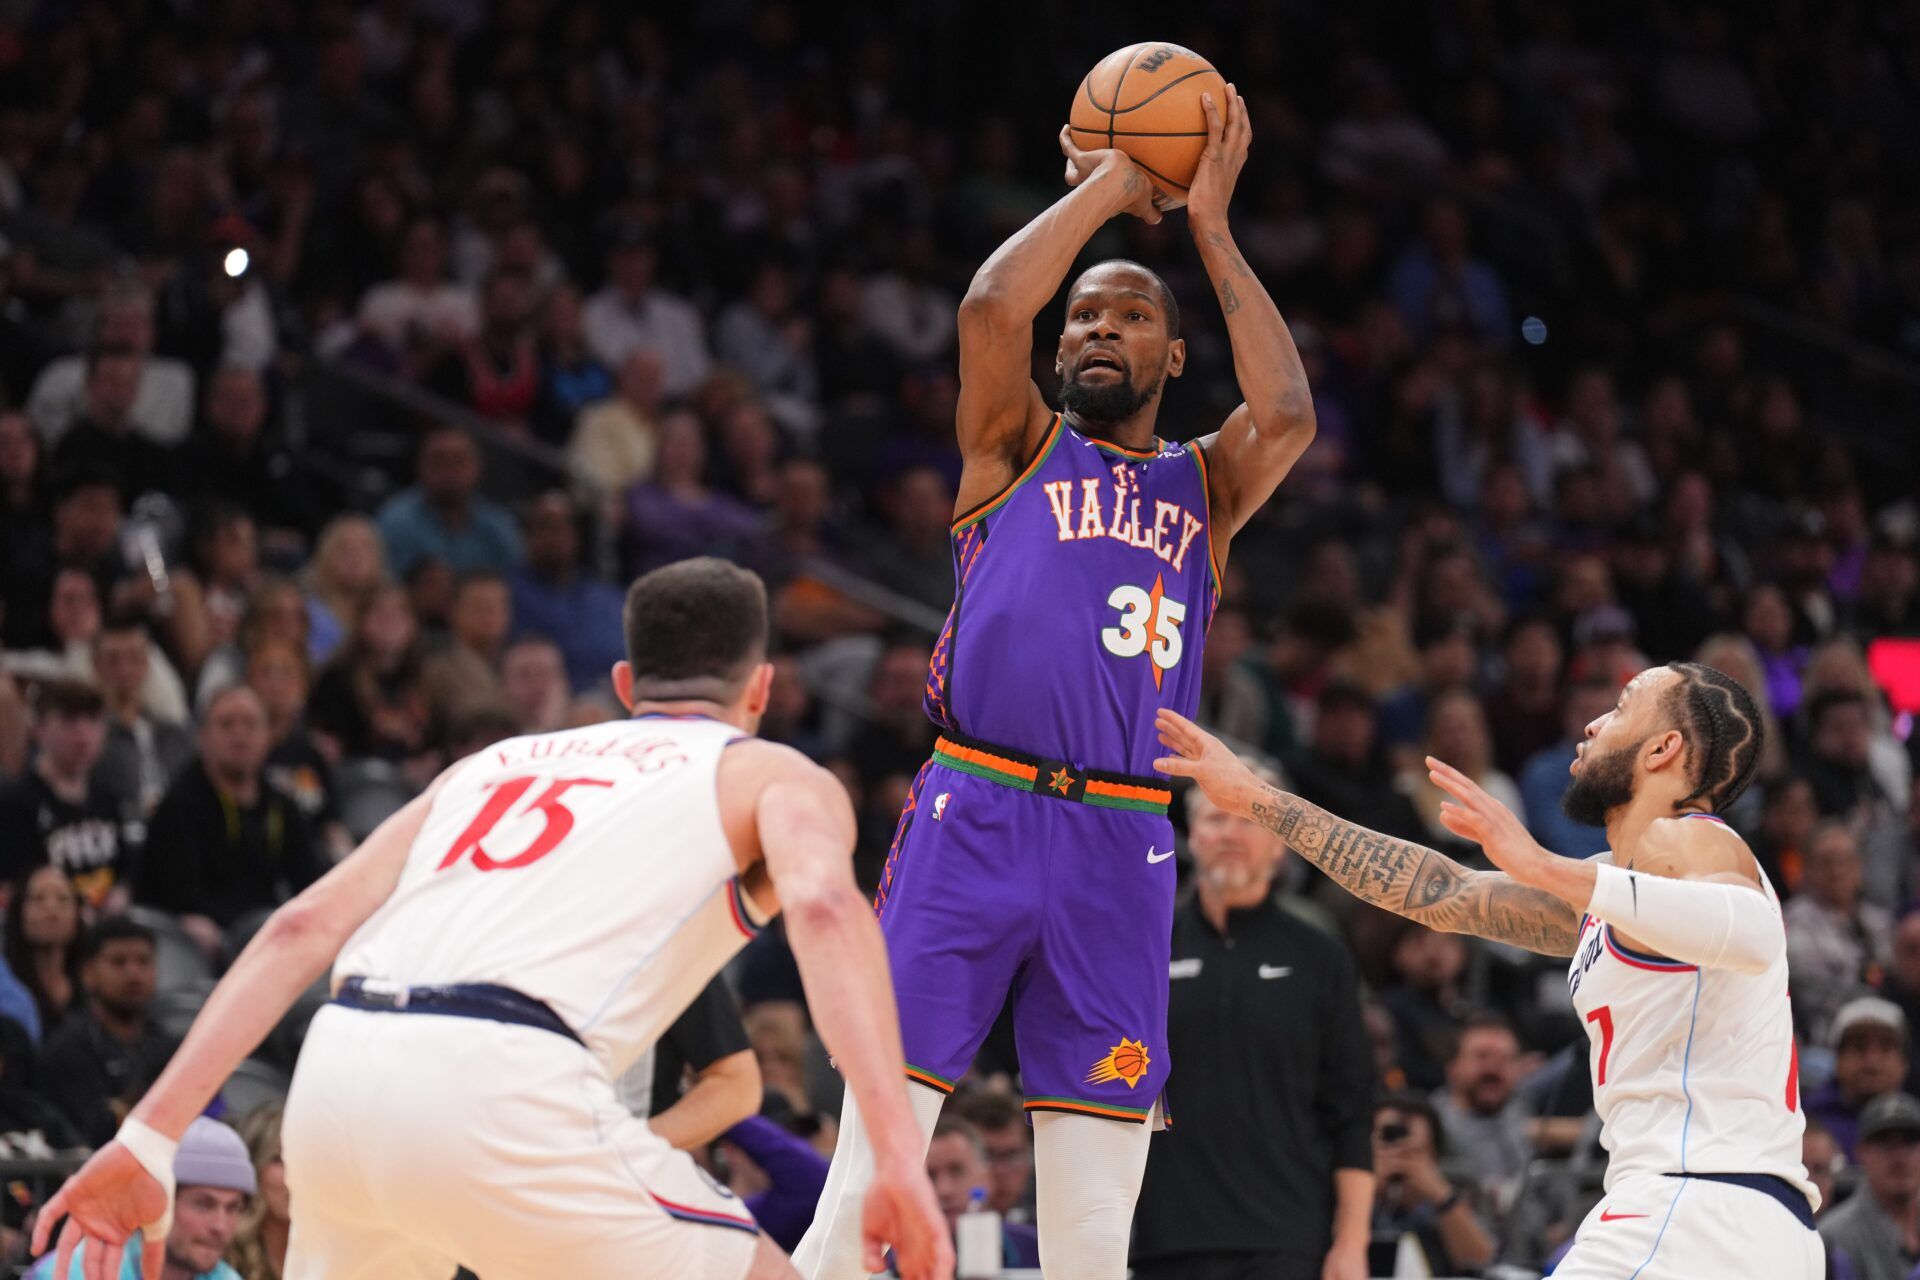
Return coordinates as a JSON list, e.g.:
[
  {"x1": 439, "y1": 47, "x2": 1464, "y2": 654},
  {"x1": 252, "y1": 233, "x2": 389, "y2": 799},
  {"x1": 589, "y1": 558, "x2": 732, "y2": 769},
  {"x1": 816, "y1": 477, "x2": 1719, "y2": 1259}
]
[{"x1": 0, "y1": 0, "x2": 1917, "y2": 1275}]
